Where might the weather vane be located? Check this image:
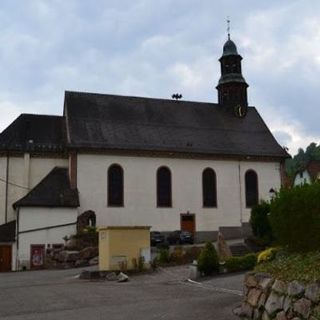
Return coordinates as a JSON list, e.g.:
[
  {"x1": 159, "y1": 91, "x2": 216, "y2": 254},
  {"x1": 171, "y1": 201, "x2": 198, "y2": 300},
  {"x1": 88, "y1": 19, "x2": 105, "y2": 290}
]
[{"x1": 227, "y1": 17, "x2": 231, "y2": 40}]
